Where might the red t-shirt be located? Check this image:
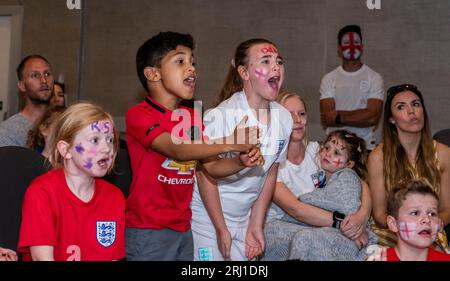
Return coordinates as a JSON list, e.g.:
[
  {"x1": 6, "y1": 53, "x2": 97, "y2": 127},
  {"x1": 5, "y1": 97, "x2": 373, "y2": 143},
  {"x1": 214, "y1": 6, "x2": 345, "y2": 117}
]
[
  {"x1": 18, "y1": 169, "x2": 126, "y2": 261},
  {"x1": 125, "y1": 97, "x2": 202, "y2": 231},
  {"x1": 387, "y1": 247, "x2": 450, "y2": 261}
]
